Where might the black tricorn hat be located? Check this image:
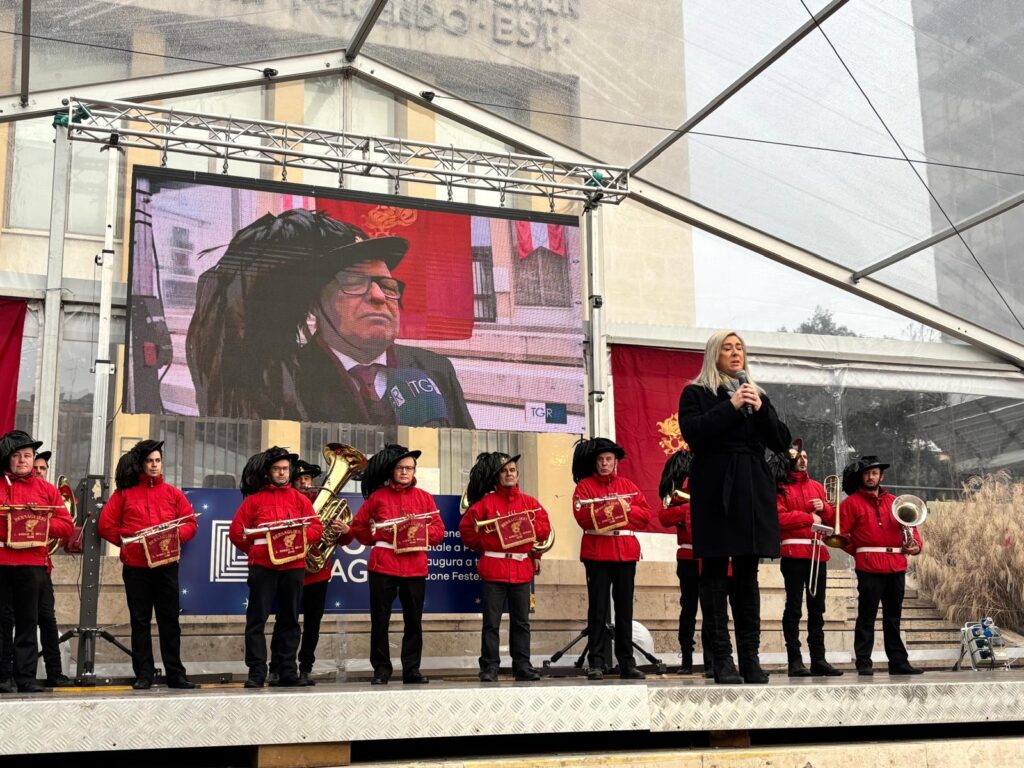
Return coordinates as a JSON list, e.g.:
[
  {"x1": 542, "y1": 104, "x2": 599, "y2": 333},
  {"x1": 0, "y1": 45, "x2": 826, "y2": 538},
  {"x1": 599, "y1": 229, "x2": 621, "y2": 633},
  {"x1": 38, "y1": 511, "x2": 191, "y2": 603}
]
[
  {"x1": 841, "y1": 455, "x2": 889, "y2": 495},
  {"x1": 658, "y1": 450, "x2": 692, "y2": 501},
  {"x1": 858, "y1": 455, "x2": 890, "y2": 473},
  {"x1": 571, "y1": 437, "x2": 625, "y2": 483},
  {"x1": 35, "y1": 450, "x2": 52, "y2": 463},
  {"x1": 130, "y1": 439, "x2": 165, "y2": 459},
  {"x1": 293, "y1": 459, "x2": 323, "y2": 480},
  {"x1": 466, "y1": 452, "x2": 521, "y2": 507},
  {"x1": 0, "y1": 430, "x2": 43, "y2": 466},
  {"x1": 240, "y1": 446, "x2": 299, "y2": 496},
  {"x1": 362, "y1": 444, "x2": 422, "y2": 499}
]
